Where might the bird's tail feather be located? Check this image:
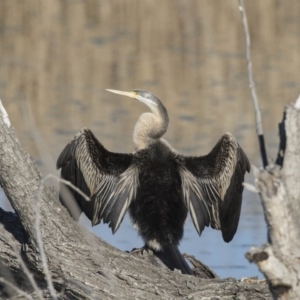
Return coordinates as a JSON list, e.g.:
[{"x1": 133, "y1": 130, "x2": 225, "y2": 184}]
[{"x1": 156, "y1": 244, "x2": 193, "y2": 275}]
